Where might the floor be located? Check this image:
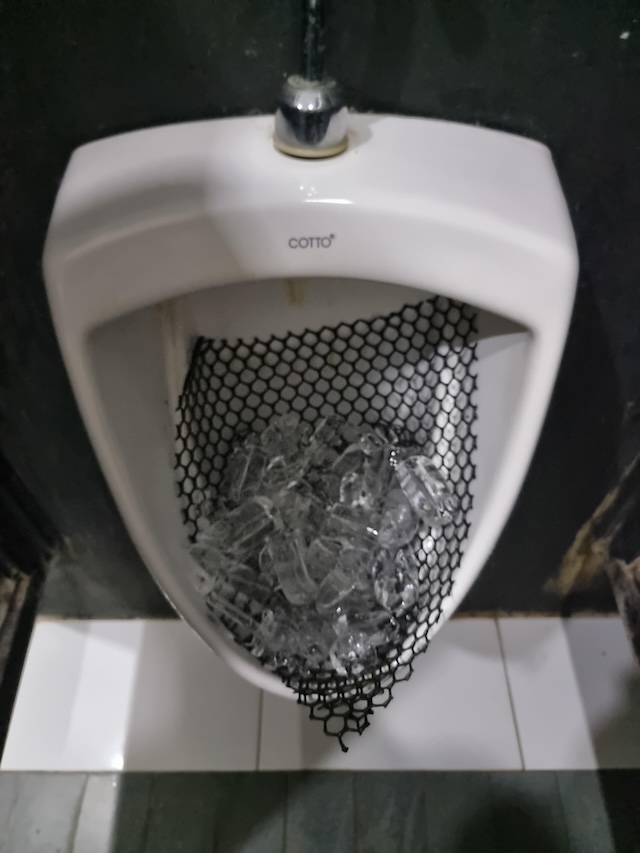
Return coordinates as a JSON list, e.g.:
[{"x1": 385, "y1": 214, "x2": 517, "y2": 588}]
[
  {"x1": 2, "y1": 616, "x2": 640, "y2": 851},
  {"x1": 2, "y1": 616, "x2": 640, "y2": 772},
  {"x1": 1, "y1": 770, "x2": 640, "y2": 852}
]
